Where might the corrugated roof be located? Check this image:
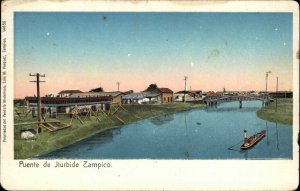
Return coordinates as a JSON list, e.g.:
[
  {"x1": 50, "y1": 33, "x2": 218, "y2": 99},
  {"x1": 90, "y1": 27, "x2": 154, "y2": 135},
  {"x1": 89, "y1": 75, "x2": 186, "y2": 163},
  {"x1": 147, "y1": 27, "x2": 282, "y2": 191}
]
[
  {"x1": 58, "y1": 90, "x2": 82, "y2": 94},
  {"x1": 25, "y1": 96, "x2": 112, "y2": 104},
  {"x1": 122, "y1": 92, "x2": 151, "y2": 99},
  {"x1": 190, "y1": 90, "x2": 202, "y2": 93},
  {"x1": 29, "y1": 101, "x2": 111, "y2": 107},
  {"x1": 145, "y1": 93, "x2": 160, "y2": 98},
  {"x1": 69, "y1": 91, "x2": 122, "y2": 98}
]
